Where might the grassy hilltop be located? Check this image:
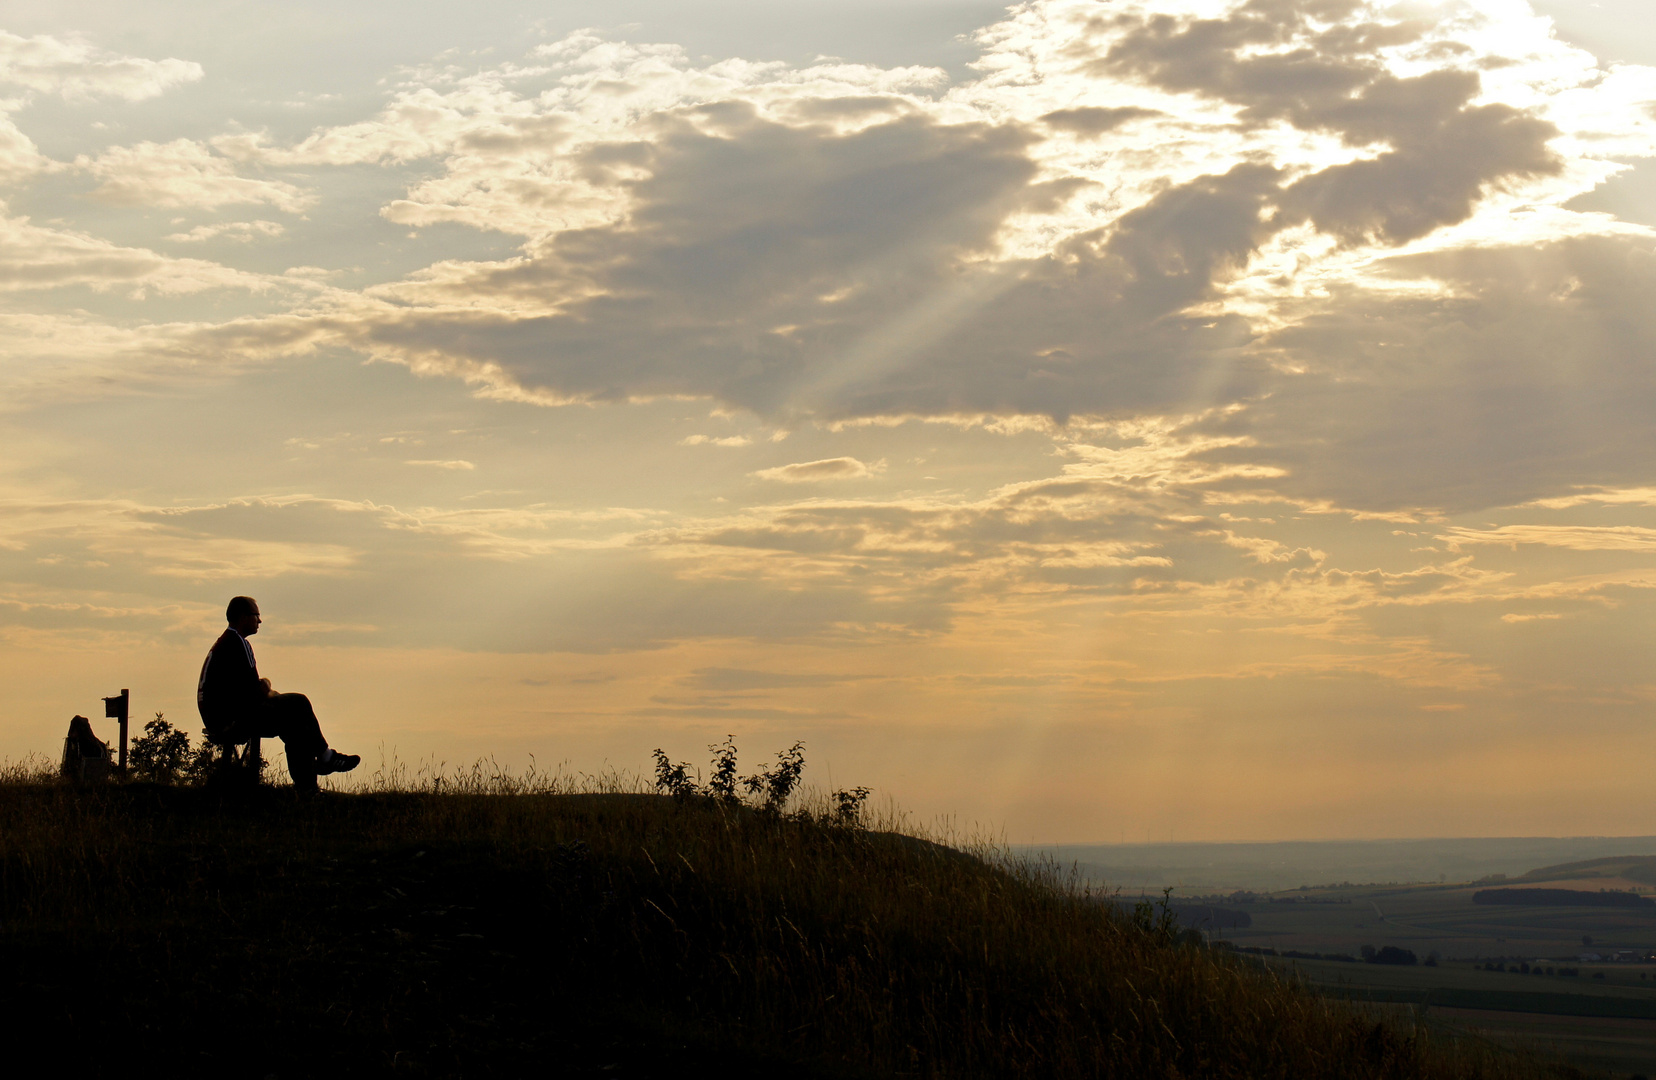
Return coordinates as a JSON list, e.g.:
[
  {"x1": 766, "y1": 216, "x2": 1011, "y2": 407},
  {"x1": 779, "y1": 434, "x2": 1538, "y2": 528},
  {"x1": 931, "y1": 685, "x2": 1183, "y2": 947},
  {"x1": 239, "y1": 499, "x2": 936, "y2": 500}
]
[{"x1": 0, "y1": 762, "x2": 1584, "y2": 1079}]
